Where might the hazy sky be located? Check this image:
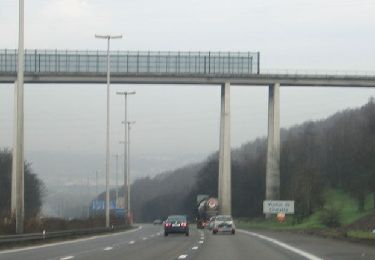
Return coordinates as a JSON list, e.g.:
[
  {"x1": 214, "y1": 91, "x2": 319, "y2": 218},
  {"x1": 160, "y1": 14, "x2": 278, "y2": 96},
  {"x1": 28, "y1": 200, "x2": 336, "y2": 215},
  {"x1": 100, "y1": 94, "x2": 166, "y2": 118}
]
[{"x1": 1, "y1": 0, "x2": 375, "y2": 185}]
